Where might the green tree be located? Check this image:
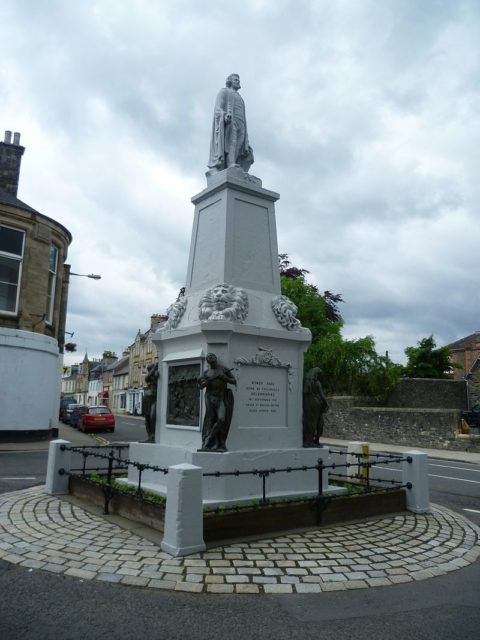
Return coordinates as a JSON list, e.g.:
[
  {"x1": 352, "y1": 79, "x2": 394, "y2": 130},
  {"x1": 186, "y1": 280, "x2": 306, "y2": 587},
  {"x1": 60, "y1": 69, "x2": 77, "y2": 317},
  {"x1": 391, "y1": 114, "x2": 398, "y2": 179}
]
[
  {"x1": 279, "y1": 255, "x2": 401, "y2": 396},
  {"x1": 402, "y1": 335, "x2": 457, "y2": 379}
]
